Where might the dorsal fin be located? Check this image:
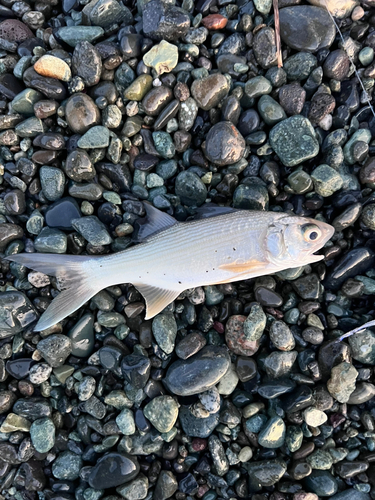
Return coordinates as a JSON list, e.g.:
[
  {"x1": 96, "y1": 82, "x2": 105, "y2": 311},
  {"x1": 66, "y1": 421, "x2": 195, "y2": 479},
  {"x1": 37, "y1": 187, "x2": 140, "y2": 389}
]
[
  {"x1": 189, "y1": 203, "x2": 240, "y2": 220},
  {"x1": 132, "y1": 203, "x2": 177, "y2": 242}
]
